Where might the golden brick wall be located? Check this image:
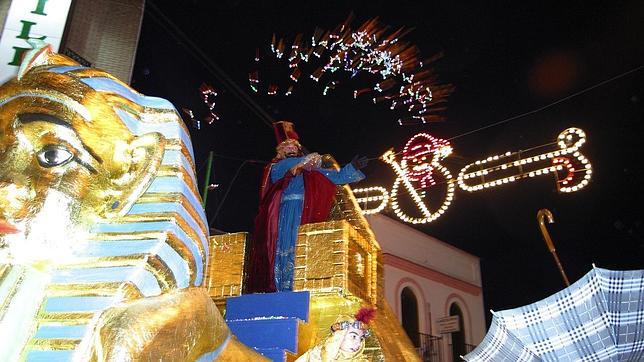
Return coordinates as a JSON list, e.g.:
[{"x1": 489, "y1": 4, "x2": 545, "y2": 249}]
[
  {"x1": 206, "y1": 232, "x2": 248, "y2": 303},
  {"x1": 293, "y1": 220, "x2": 378, "y2": 305}
]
